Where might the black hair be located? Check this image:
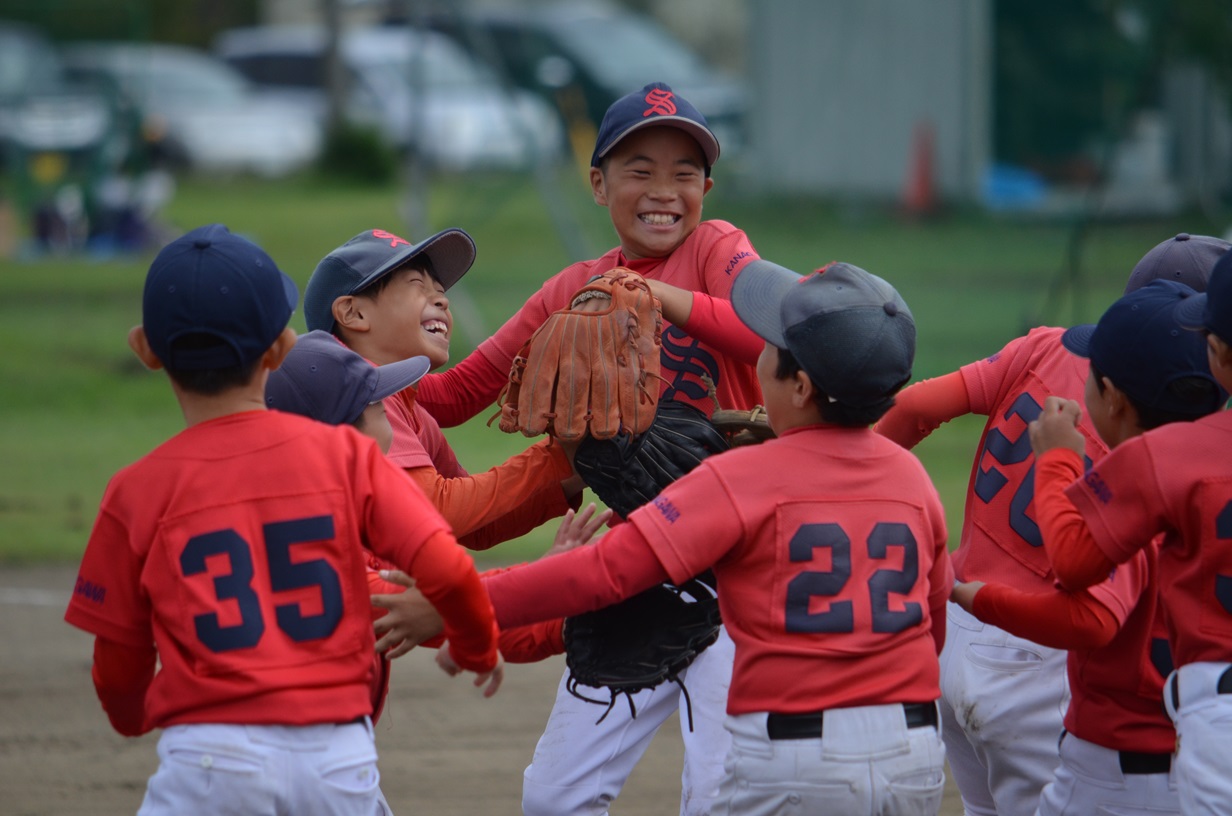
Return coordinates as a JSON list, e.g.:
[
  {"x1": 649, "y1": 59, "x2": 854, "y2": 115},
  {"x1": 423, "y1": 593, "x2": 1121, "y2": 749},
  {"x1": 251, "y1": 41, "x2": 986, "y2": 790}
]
[
  {"x1": 162, "y1": 333, "x2": 264, "y2": 396},
  {"x1": 1091, "y1": 362, "x2": 1225, "y2": 430},
  {"x1": 774, "y1": 346, "x2": 897, "y2": 426}
]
